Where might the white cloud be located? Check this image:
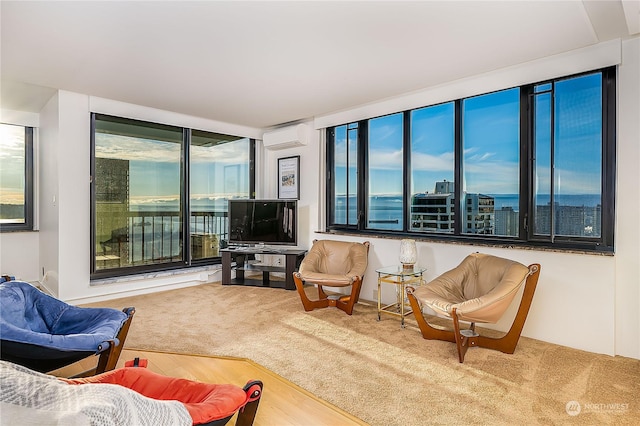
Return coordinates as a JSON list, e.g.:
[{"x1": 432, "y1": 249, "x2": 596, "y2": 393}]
[
  {"x1": 410, "y1": 151, "x2": 454, "y2": 172},
  {"x1": 96, "y1": 134, "x2": 249, "y2": 165},
  {"x1": 369, "y1": 149, "x2": 403, "y2": 169}
]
